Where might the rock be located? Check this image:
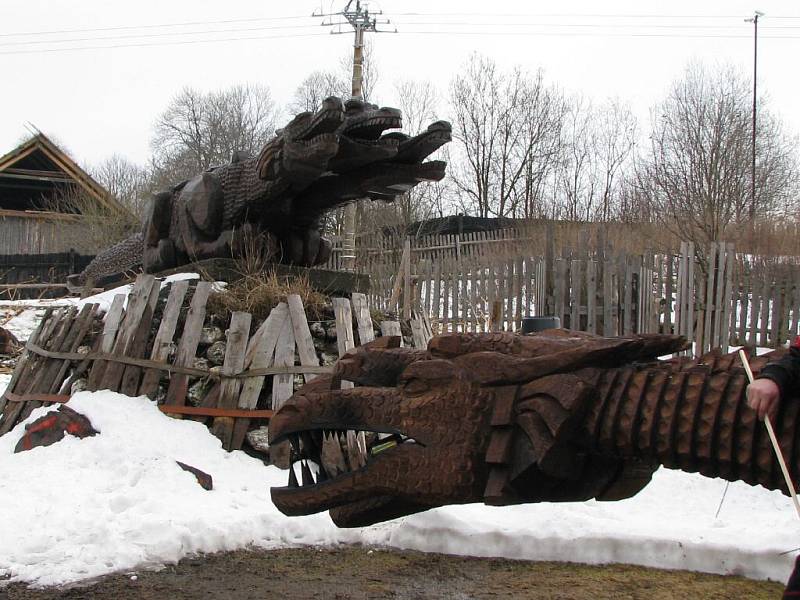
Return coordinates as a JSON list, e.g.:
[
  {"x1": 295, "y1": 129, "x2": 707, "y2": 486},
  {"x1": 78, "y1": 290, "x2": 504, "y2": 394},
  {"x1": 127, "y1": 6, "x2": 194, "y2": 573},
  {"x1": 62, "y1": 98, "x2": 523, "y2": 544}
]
[
  {"x1": 192, "y1": 357, "x2": 210, "y2": 372},
  {"x1": 175, "y1": 461, "x2": 213, "y2": 490},
  {"x1": 324, "y1": 323, "x2": 338, "y2": 342},
  {"x1": 154, "y1": 385, "x2": 167, "y2": 405},
  {"x1": 200, "y1": 326, "x2": 224, "y2": 346},
  {"x1": 246, "y1": 426, "x2": 270, "y2": 453},
  {"x1": 14, "y1": 405, "x2": 98, "y2": 453},
  {"x1": 309, "y1": 322, "x2": 326, "y2": 339},
  {"x1": 206, "y1": 341, "x2": 226, "y2": 365},
  {"x1": 76, "y1": 345, "x2": 91, "y2": 355},
  {"x1": 320, "y1": 352, "x2": 339, "y2": 366},
  {"x1": 70, "y1": 378, "x2": 88, "y2": 394},
  {"x1": 187, "y1": 379, "x2": 212, "y2": 407},
  {"x1": 0, "y1": 326, "x2": 20, "y2": 355}
]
